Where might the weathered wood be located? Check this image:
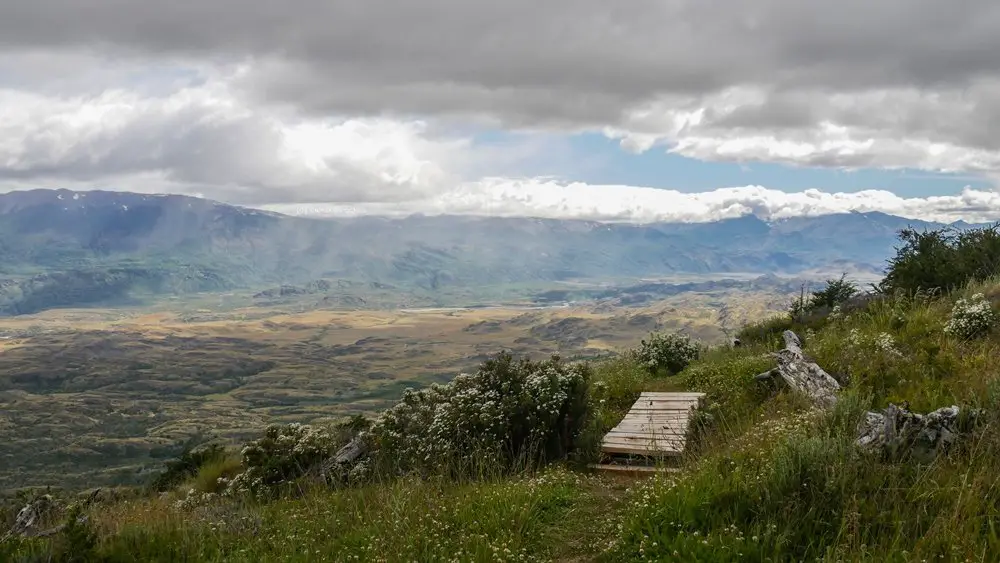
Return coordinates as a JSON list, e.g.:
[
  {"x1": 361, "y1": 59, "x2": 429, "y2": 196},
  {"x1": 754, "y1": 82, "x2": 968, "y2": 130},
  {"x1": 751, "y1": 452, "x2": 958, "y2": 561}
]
[
  {"x1": 603, "y1": 433, "x2": 686, "y2": 442},
  {"x1": 321, "y1": 434, "x2": 370, "y2": 482},
  {"x1": 610, "y1": 423, "x2": 688, "y2": 432},
  {"x1": 746, "y1": 330, "x2": 973, "y2": 461},
  {"x1": 754, "y1": 330, "x2": 840, "y2": 406},
  {"x1": 2, "y1": 489, "x2": 100, "y2": 542},
  {"x1": 333, "y1": 435, "x2": 367, "y2": 465},
  {"x1": 639, "y1": 391, "x2": 705, "y2": 401},
  {"x1": 587, "y1": 463, "x2": 681, "y2": 475},
  {"x1": 602, "y1": 444, "x2": 684, "y2": 456},
  {"x1": 599, "y1": 392, "x2": 705, "y2": 462},
  {"x1": 856, "y1": 403, "x2": 969, "y2": 461}
]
